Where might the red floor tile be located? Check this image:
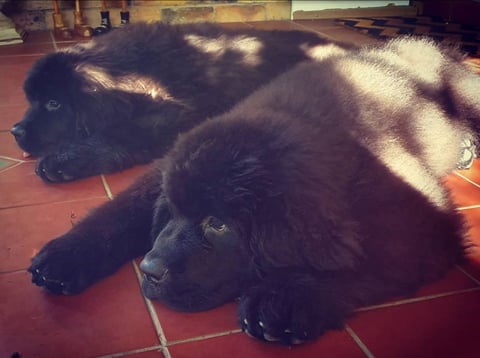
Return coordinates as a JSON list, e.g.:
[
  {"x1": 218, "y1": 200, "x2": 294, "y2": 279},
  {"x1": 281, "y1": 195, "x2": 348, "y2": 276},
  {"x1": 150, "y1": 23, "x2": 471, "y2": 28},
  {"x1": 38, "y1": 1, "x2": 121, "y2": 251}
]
[
  {"x1": 348, "y1": 291, "x2": 480, "y2": 358},
  {"x1": 0, "y1": 198, "x2": 107, "y2": 273},
  {"x1": 0, "y1": 42, "x2": 54, "y2": 56},
  {"x1": 460, "y1": 261, "x2": 480, "y2": 285},
  {"x1": 167, "y1": 329, "x2": 365, "y2": 358},
  {"x1": 0, "y1": 162, "x2": 107, "y2": 209},
  {"x1": 0, "y1": 104, "x2": 25, "y2": 131},
  {"x1": 413, "y1": 267, "x2": 478, "y2": 297},
  {"x1": 444, "y1": 174, "x2": 480, "y2": 209},
  {"x1": 0, "y1": 131, "x2": 28, "y2": 160},
  {"x1": 152, "y1": 301, "x2": 239, "y2": 343},
  {"x1": 0, "y1": 55, "x2": 41, "y2": 107},
  {"x1": 23, "y1": 31, "x2": 54, "y2": 44},
  {"x1": 455, "y1": 160, "x2": 480, "y2": 186},
  {"x1": 0, "y1": 266, "x2": 159, "y2": 358}
]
